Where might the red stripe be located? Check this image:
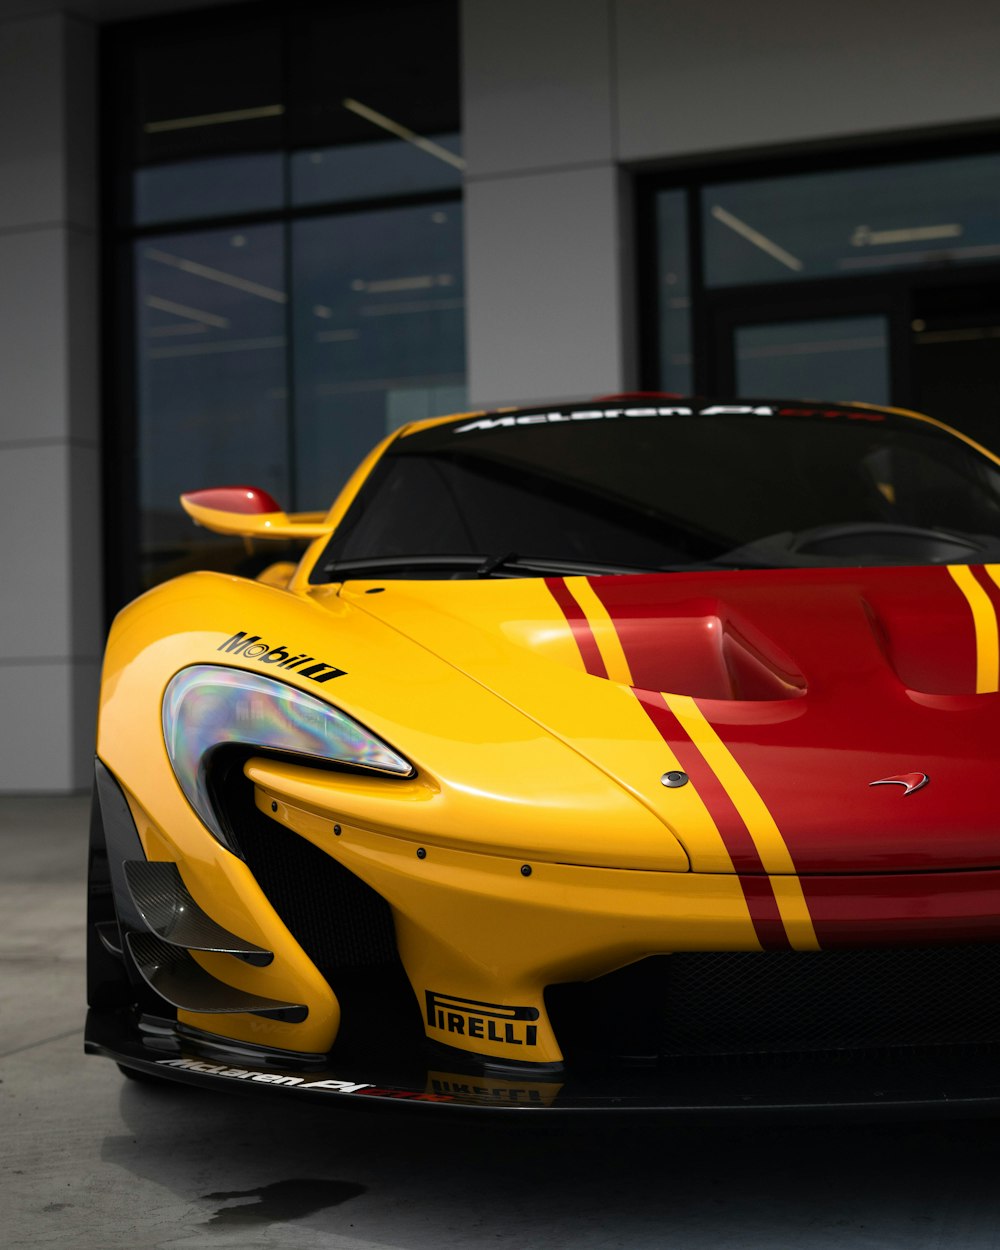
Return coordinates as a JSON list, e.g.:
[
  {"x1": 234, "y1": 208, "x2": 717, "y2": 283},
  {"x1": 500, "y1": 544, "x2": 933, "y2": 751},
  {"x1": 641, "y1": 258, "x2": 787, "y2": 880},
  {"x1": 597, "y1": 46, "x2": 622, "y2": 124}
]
[
  {"x1": 544, "y1": 578, "x2": 608, "y2": 679},
  {"x1": 739, "y1": 876, "x2": 793, "y2": 951},
  {"x1": 967, "y1": 567, "x2": 1000, "y2": 693},
  {"x1": 548, "y1": 581, "x2": 793, "y2": 950},
  {"x1": 633, "y1": 691, "x2": 763, "y2": 873},
  {"x1": 633, "y1": 690, "x2": 791, "y2": 949}
]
